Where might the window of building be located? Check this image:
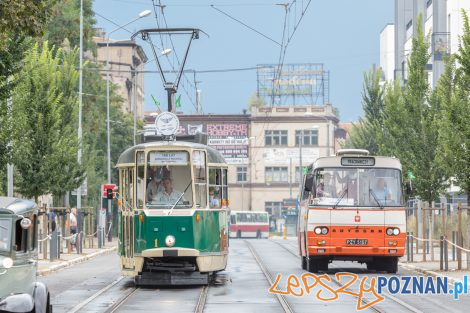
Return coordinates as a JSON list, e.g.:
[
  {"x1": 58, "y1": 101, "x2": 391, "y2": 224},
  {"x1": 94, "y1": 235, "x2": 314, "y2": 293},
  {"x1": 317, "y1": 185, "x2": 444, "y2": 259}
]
[
  {"x1": 426, "y1": 0, "x2": 433, "y2": 19},
  {"x1": 237, "y1": 166, "x2": 247, "y2": 182},
  {"x1": 265, "y1": 202, "x2": 282, "y2": 216},
  {"x1": 406, "y1": 20, "x2": 413, "y2": 40},
  {"x1": 295, "y1": 129, "x2": 319, "y2": 146},
  {"x1": 265, "y1": 167, "x2": 288, "y2": 183},
  {"x1": 265, "y1": 130, "x2": 288, "y2": 146}
]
